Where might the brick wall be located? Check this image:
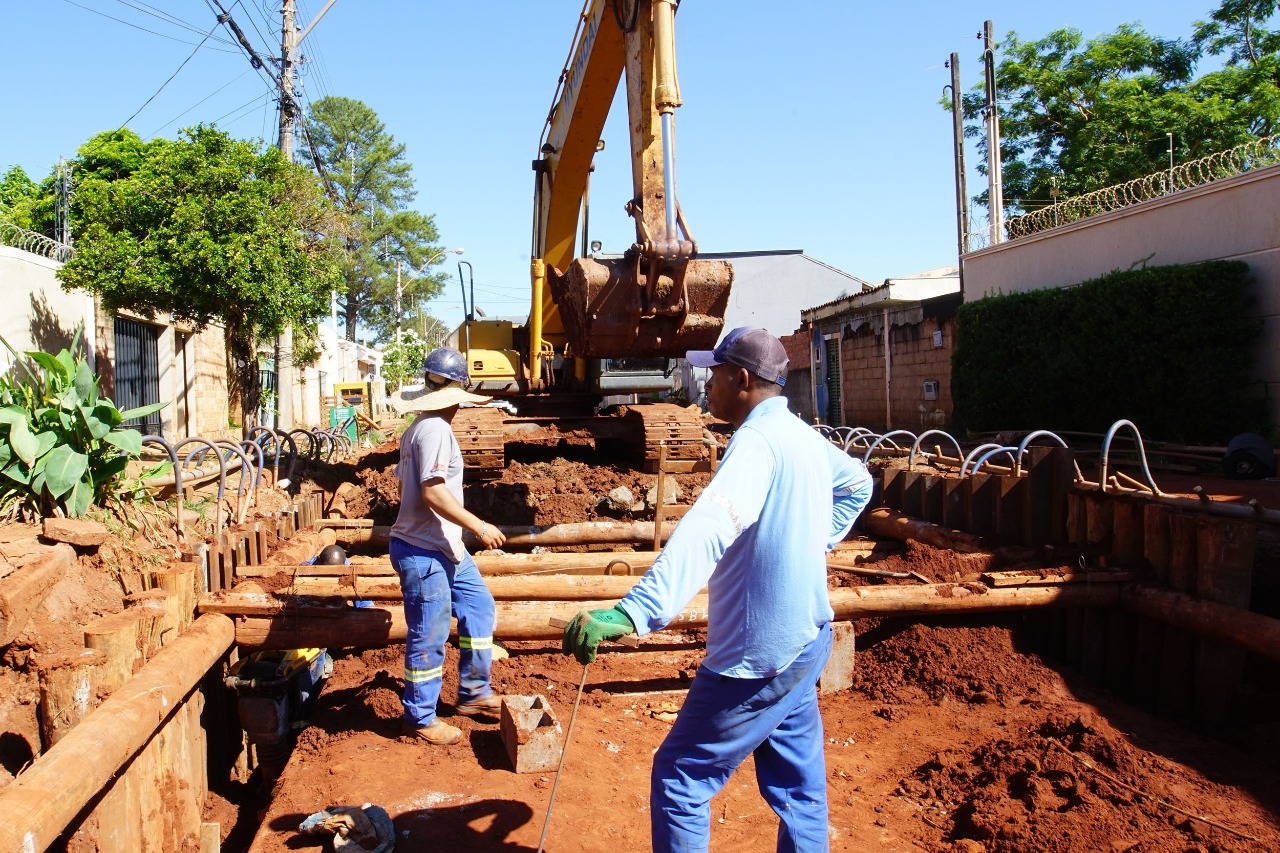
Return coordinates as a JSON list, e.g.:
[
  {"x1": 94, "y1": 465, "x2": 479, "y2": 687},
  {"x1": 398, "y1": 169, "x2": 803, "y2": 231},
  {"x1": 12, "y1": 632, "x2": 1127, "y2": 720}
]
[
  {"x1": 190, "y1": 325, "x2": 231, "y2": 439},
  {"x1": 838, "y1": 306, "x2": 957, "y2": 431},
  {"x1": 780, "y1": 327, "x2": 812, "y2": 370}
]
